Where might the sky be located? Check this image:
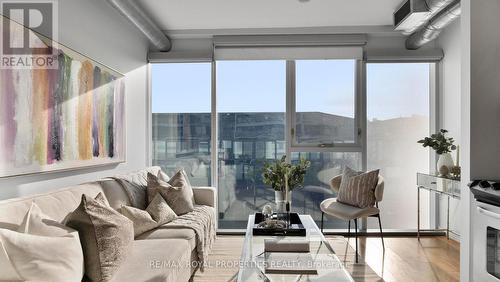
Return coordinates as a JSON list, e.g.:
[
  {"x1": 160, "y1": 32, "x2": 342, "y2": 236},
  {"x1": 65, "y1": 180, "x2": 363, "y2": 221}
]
[{"x1": 151, "y1": 61, "x2": 430, "y2": 121}]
